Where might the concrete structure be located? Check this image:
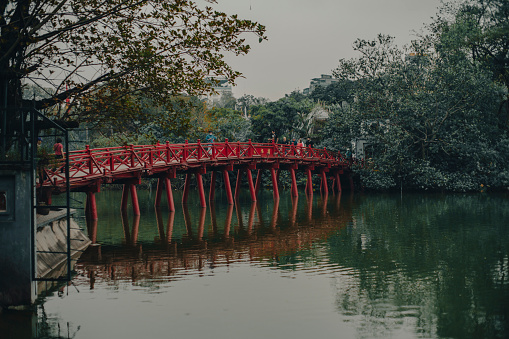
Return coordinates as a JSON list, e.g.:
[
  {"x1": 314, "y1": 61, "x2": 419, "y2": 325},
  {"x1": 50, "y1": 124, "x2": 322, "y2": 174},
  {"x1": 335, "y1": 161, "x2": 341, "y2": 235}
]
[
  {"x1": 36, "y1": 210, "x2": 91, "y2": 293},
  {"x1": 202, "y1": 77, "x2": 233, "y2": 104},
  {"x1": 304, "y1": 74, "x2": 340, "y2": 94},
  {"x1": 0, "y1": 171, "x2": 91, "y2": 309},
  {"x1": 0, "y1": 169, "x2": 37, "y2": 308}
]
